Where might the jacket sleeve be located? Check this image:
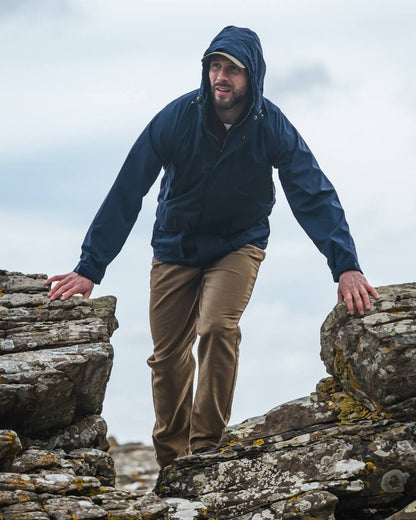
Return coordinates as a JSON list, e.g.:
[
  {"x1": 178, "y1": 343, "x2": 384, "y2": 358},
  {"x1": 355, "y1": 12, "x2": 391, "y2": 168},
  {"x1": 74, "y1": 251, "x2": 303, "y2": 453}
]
[
  {"x1": 73, "y1": 114, "x2": 171, "y2": 284},
  {"x1": 272, "y1": 109, "x2": 362, "y2": 282}
]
